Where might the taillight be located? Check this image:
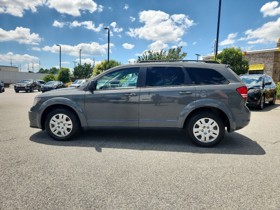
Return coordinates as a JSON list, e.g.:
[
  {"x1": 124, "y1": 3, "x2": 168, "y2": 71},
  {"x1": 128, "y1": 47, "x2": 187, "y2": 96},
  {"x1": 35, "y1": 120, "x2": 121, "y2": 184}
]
[{"x1": 236, "y1": 86, "x2": 248, "y2": 102}]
